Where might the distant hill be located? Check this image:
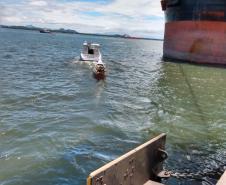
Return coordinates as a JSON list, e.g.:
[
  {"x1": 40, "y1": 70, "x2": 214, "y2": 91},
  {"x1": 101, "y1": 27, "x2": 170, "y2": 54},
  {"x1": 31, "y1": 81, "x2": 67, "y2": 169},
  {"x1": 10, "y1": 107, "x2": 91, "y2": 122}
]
[
  {"x1": 0, "y1": 25, "x2": 163, "y2": 41},
  {"x1": 1, "y1": 25, "x2": 78, "y2": 34},
  {"x1": 1, "y1": 25, "x2": 41, "y2": 31}
]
